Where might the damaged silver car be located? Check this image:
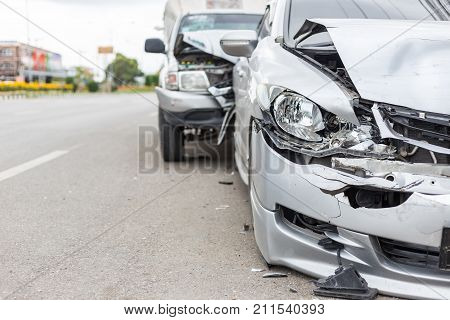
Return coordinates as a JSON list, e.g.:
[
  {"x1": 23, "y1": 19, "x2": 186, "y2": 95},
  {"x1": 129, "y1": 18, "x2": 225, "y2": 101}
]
[{"x1": 221, "y1": 0, "x2": 450, "y2": 299}]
